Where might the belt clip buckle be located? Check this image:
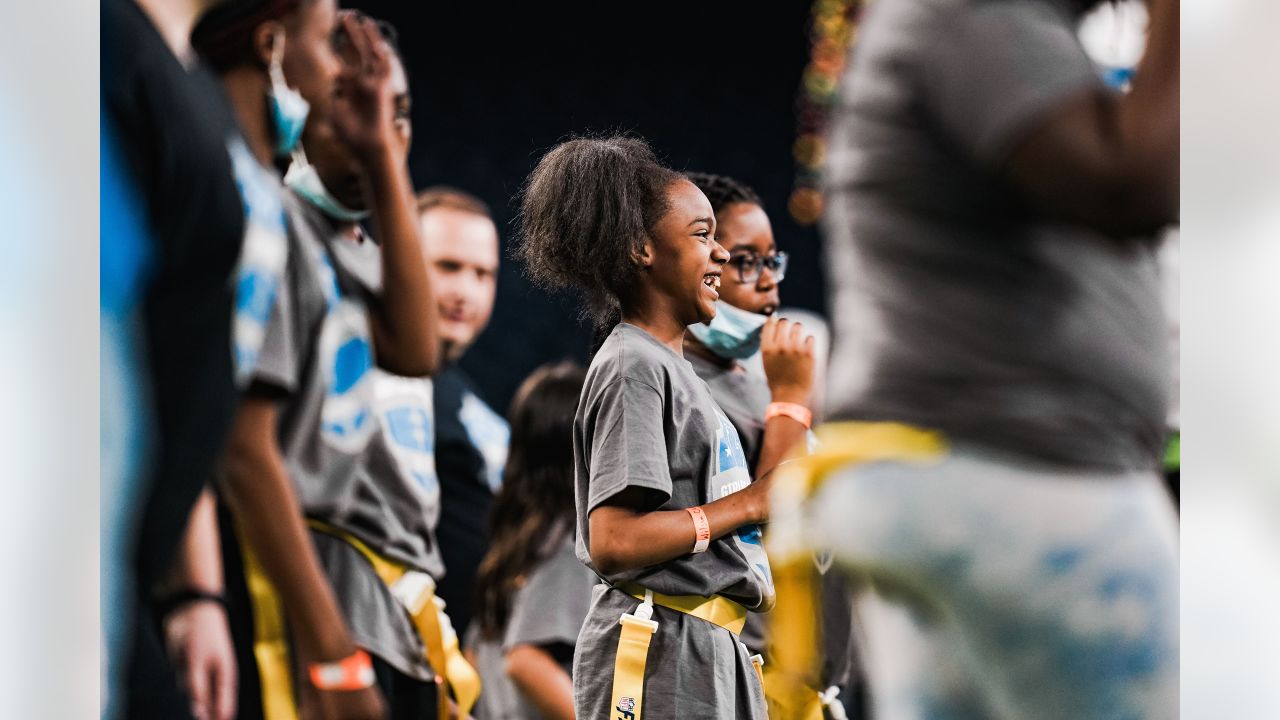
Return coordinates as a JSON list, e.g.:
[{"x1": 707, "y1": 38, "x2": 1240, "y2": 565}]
[
  {"x1": 821, "y1": 685, "x2": 848, "y2": 720},
  {"x1": 620, "y1": 588, "x2": 659, "y2": 633},
  {"x1": 391, "y1": 569, "x2": 436, "y2": 616}
]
